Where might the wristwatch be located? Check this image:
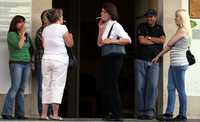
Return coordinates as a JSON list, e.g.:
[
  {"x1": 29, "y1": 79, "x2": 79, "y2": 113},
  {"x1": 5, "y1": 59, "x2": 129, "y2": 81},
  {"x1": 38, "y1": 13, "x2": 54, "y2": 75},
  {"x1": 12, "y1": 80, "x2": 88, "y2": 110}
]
[{"x1": 148, "y1": 36, "x2": 152, "y2": 40}]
